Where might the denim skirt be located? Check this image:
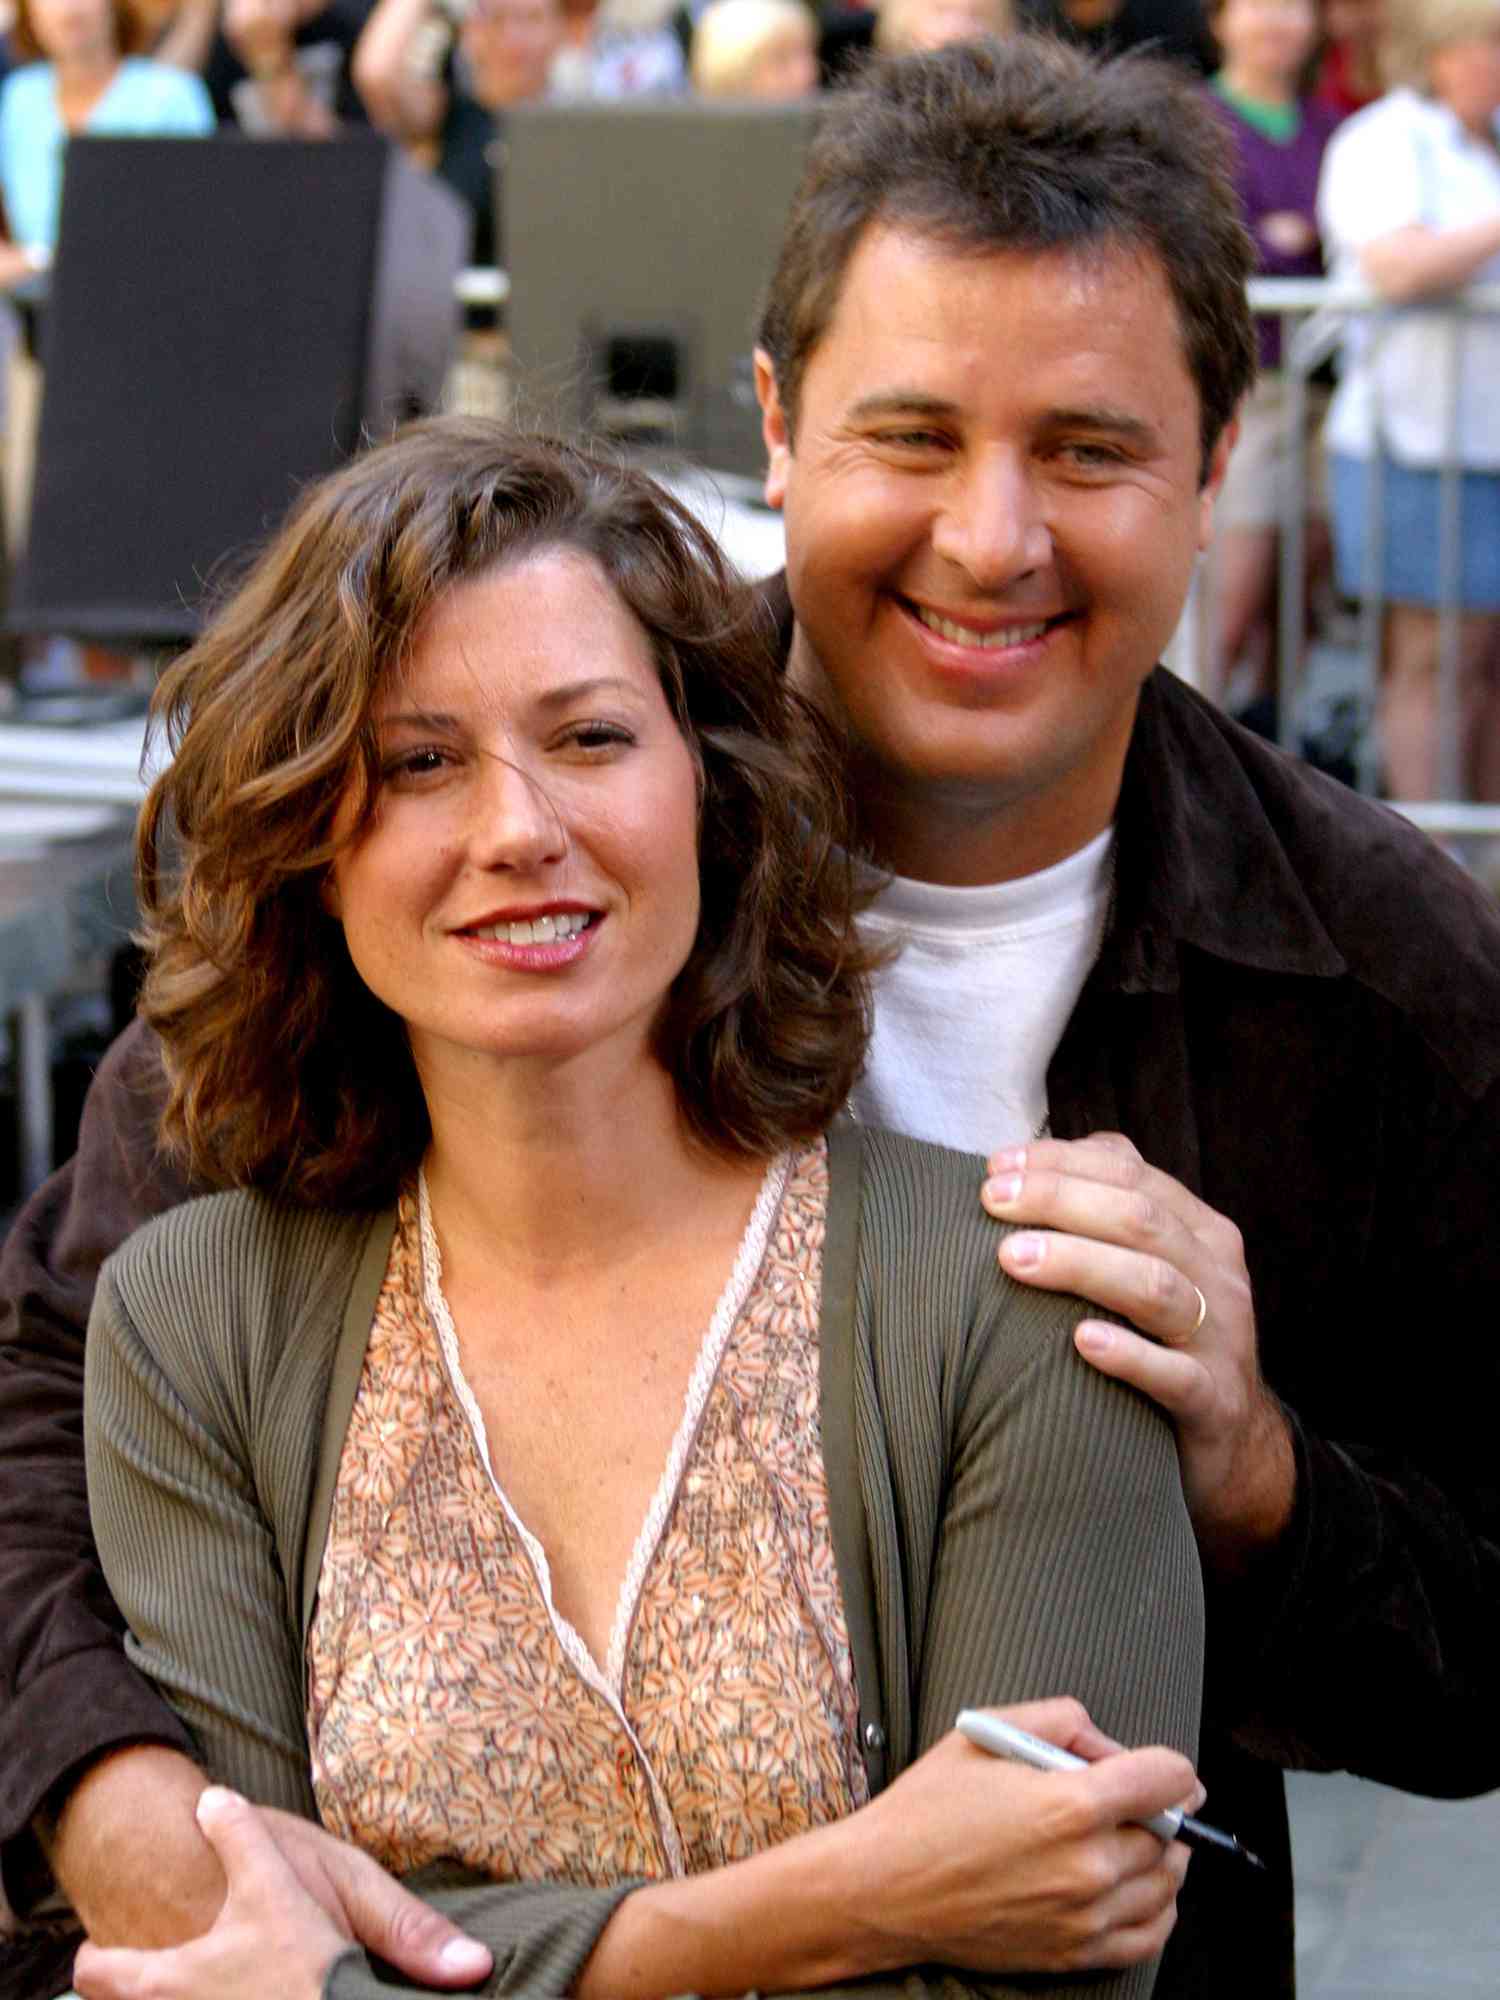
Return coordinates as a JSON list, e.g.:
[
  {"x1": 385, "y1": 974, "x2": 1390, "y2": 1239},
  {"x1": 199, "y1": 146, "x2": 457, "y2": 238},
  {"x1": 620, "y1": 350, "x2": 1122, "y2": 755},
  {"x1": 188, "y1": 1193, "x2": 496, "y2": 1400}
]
[{"x1": 1330, "y1": 454, "x2": 1500, "y2": 610}]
